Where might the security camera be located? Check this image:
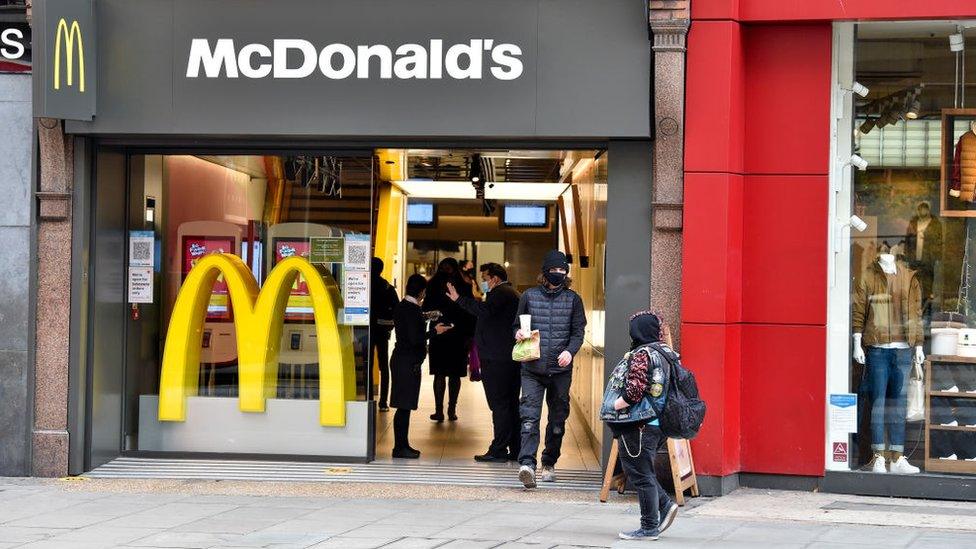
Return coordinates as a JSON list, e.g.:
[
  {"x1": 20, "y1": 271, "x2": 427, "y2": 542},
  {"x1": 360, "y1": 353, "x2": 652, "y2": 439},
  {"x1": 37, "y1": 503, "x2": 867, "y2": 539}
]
[
  {"x1": 850, "y1": 215, "x2": 867, "y2": 233},
  {"x1": 847, "y1": 154, "x2": 868, "y2": 171},
  {"x1": 851, "y1": 82, "x2": 869, "y2": 98}
]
